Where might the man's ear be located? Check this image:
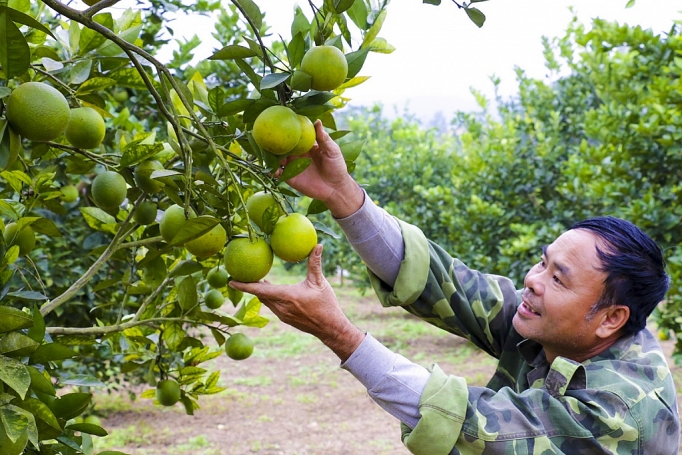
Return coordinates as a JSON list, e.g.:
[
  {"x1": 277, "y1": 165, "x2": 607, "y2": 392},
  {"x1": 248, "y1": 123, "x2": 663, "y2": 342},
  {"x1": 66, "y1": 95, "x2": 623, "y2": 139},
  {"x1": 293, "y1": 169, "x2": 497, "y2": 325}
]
[{"x1": 595, "y1": 305, "x2": 630, "y2": 339}]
